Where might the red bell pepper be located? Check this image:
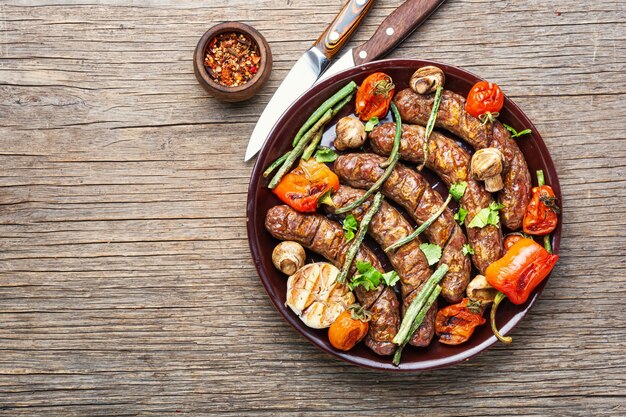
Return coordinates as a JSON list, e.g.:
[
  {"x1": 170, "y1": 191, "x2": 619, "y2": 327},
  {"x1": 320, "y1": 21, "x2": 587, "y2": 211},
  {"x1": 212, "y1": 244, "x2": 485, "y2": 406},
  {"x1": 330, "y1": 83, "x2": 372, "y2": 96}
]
[
  {"x1": 435, "y1": 298, "x2": 486, "y2": 345},
  {"x1": 272, "y1": 158, "x2": 339, "y2": 213},
  {"x1": 523, "y1": 185, "x2": 560, "y2": 236}
]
